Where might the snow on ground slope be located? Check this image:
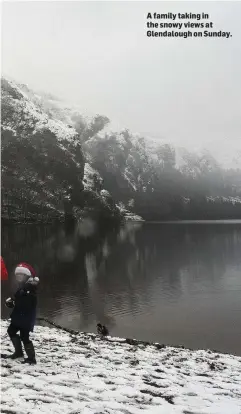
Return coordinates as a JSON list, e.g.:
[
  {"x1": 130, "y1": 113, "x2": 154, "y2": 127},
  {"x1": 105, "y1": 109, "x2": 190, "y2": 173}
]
[{"x1": 1, "y1": 320, "x2": 241, "y2": 414}]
